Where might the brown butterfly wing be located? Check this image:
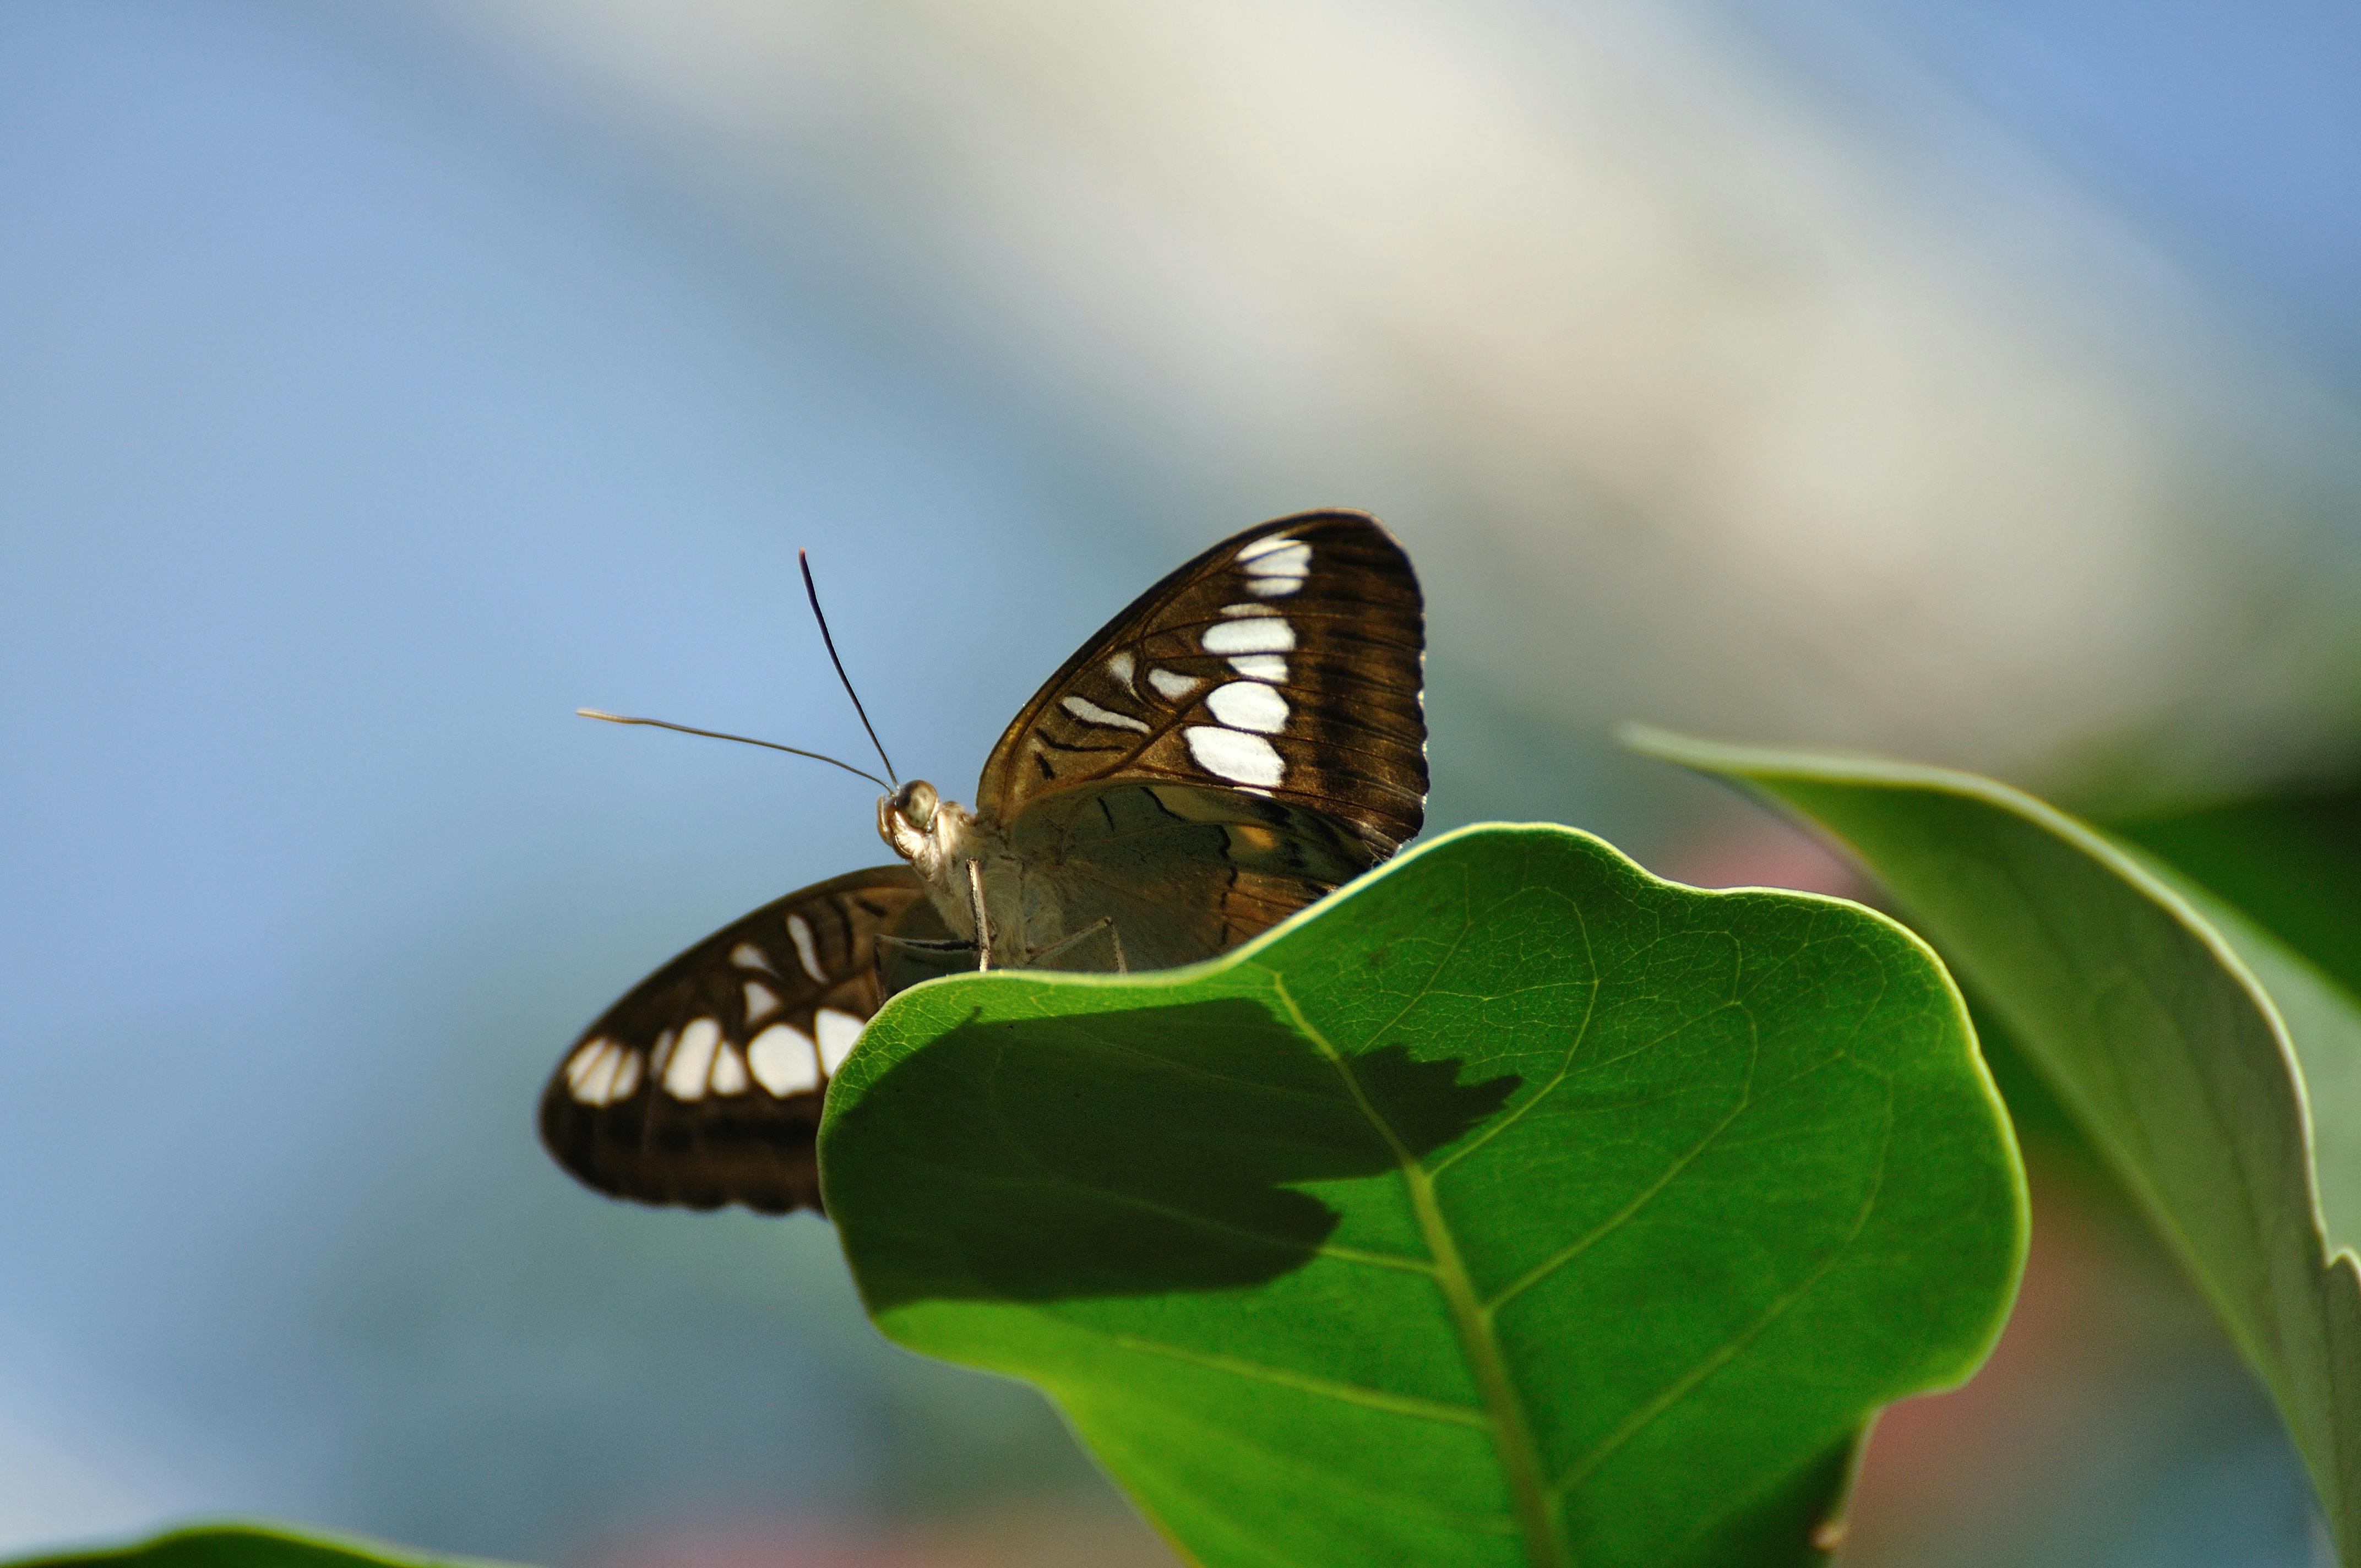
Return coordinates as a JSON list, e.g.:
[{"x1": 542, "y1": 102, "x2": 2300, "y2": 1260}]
[
  {"x1": 538, "y1": 867, "x2": 955, "y2": 1214},
  {"x1": 978, "y1": 510, "x2": 1426, "y2": 860}
]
